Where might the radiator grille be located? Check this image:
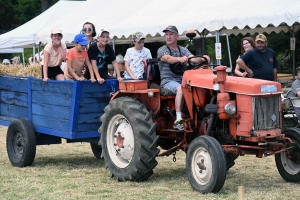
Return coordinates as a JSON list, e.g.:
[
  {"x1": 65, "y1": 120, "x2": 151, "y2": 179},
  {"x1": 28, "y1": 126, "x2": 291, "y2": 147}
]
[{"x1": 253, "y1": 96, "x2": 280, "y2": 130}]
